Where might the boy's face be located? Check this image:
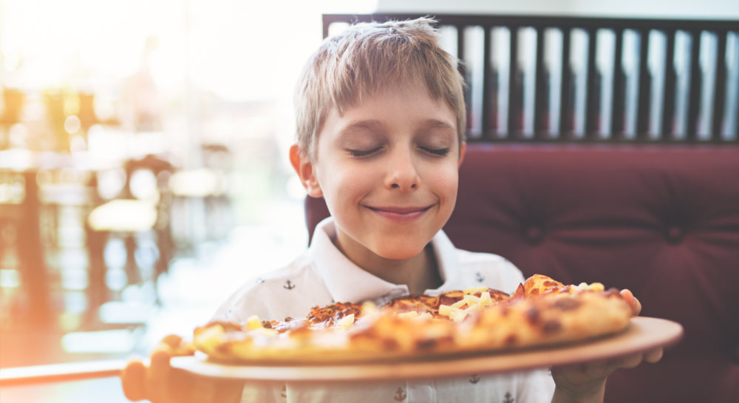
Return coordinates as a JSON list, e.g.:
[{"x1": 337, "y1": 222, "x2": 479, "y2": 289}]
[{"x1": 292, "y1": 83, "x2": 465, "y2": 261}]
